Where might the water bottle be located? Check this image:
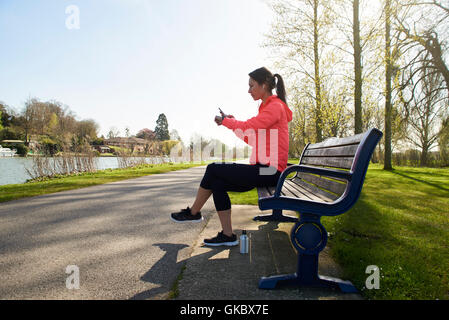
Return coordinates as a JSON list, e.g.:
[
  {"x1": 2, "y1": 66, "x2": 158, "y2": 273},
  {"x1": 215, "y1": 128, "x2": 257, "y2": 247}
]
[{"x1": 240, "y1": 230, "x2": 248, "y2": 254}]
